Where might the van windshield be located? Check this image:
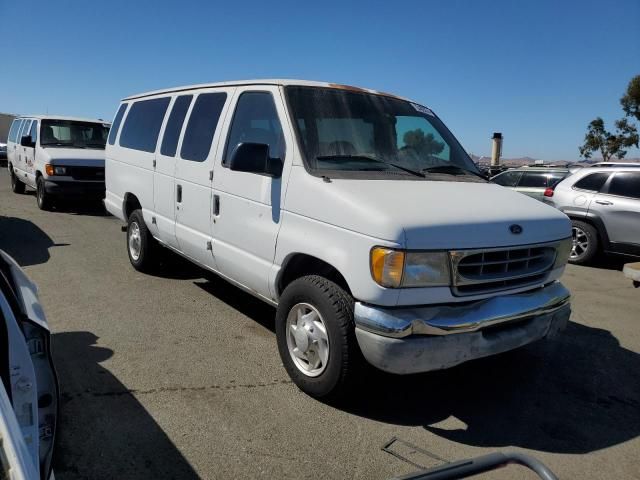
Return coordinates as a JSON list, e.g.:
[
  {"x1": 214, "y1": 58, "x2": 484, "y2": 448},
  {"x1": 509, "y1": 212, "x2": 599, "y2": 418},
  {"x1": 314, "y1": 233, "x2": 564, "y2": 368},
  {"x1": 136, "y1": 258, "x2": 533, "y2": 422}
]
[
  {"x1": 40, "y1": 120, "x2": 110, "y2": 149},
  {"x1": 285, "y1": 86, "x2": 480, "y2": 179}
]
